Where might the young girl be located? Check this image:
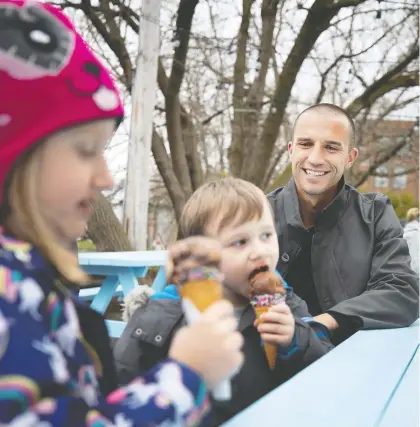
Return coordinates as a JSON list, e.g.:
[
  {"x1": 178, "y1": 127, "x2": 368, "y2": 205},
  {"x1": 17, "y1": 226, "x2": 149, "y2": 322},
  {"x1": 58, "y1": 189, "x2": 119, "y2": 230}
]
[{"x1": 0, "y1": 1, "x2": 243, "y2": 425}]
